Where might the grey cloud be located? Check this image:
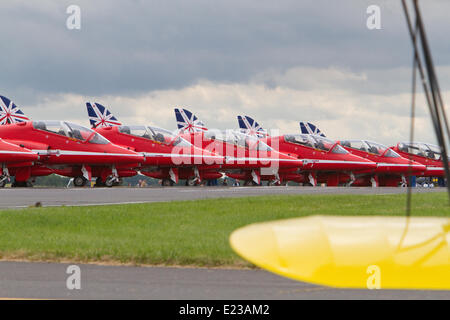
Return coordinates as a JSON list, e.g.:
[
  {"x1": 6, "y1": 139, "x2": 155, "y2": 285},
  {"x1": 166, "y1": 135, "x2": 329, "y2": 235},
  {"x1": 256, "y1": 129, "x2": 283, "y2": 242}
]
[
  {"x1": 2, "y1": 0, "x2": 450, "y2": 101},
  {"x1": 0, "y1": 0, "x2": 448, "y2": 147}
]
